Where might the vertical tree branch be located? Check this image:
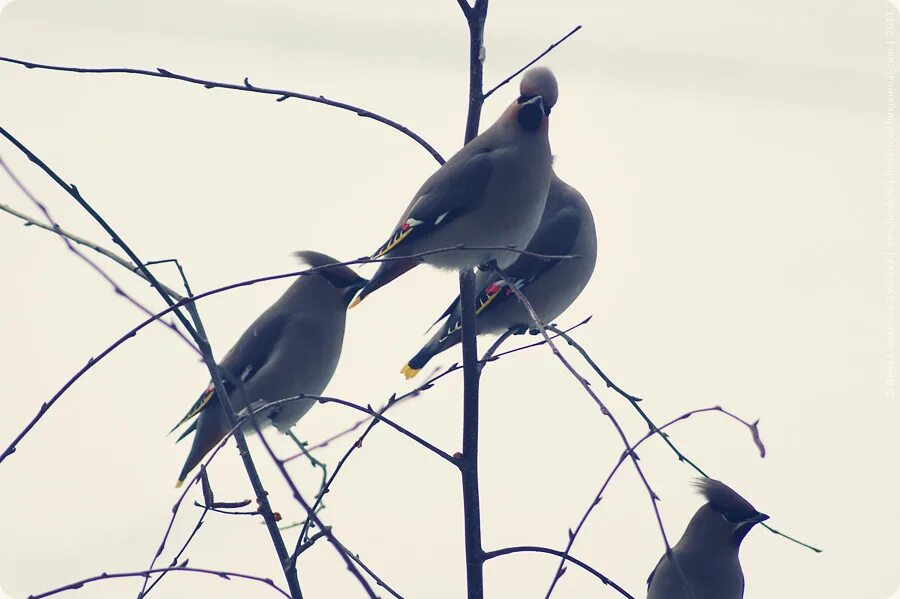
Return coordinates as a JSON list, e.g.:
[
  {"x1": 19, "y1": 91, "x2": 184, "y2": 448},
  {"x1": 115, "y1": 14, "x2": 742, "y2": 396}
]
[
  {"x1": 458, "y1": 268, "x2": 484, "y2": 599},
  {"x1": 462, "y1": 1, "x2": 489, "y2": 144},
  {"x1": 457, "y1": 2, "x2": 489, "y2": 598},
  {"x1": 184, "y1": 307, "x2": 304, "y2": 599}
]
